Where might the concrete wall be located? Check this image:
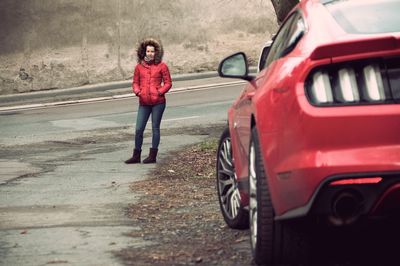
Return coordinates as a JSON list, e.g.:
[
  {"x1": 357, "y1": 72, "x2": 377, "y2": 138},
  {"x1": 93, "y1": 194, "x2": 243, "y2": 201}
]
[{"x1": 0, "y1": 0, "x2": 277, "y2": 94}]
